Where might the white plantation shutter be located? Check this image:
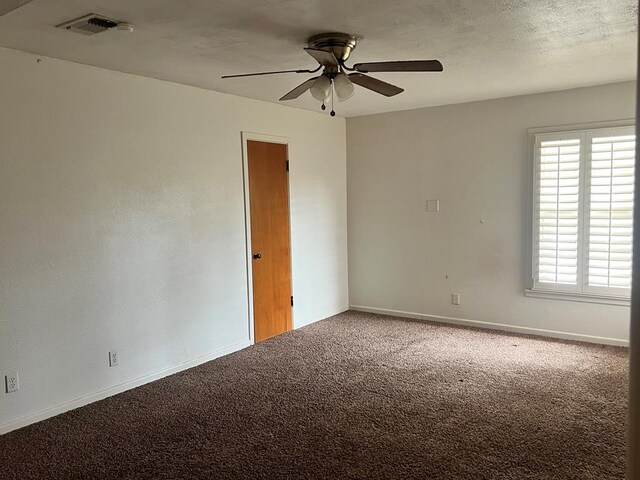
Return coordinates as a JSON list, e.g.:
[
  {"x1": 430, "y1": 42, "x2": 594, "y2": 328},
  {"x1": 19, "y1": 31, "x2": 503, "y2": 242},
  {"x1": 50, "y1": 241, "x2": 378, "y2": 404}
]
[
  {"x1": 586, "y1": 129, "x2": 635, "y2": 293},
  {"x1": 532, "y1": 125, "x2": 635, "y2": 299},
  {"x1": 534, "y1": 135, "x2": 581, "y2": 290}
]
